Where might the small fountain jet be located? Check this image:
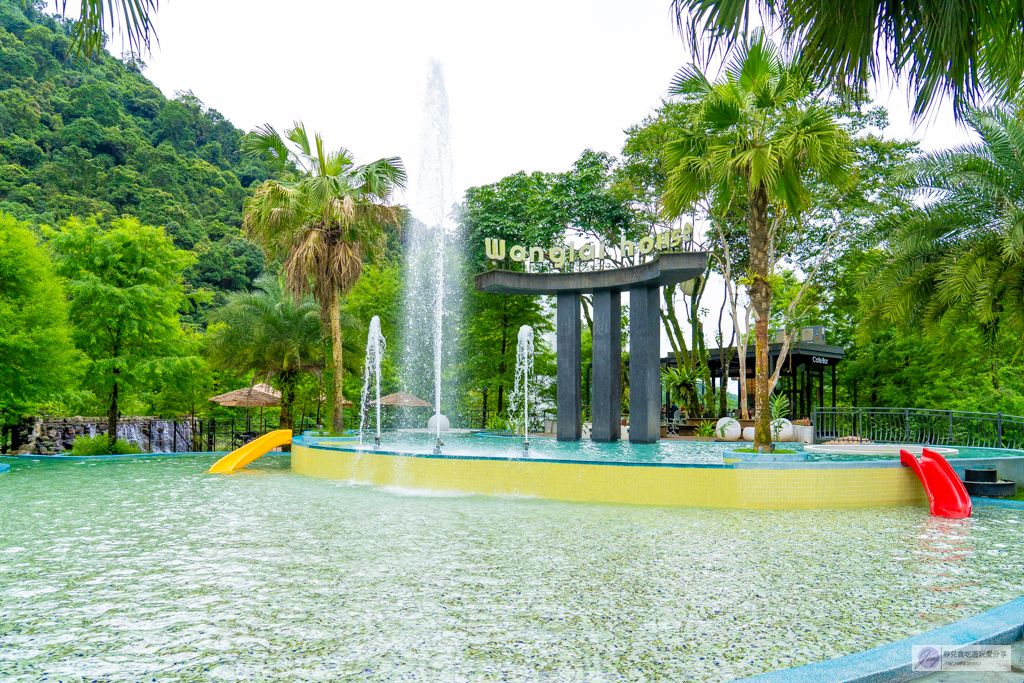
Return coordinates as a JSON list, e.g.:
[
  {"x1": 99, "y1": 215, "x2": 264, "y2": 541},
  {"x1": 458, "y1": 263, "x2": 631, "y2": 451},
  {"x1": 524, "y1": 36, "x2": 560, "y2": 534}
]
[
  {"x1": 511, "y1": 325, "x2": 535, "y2": 456},
  {"x1": 359, "y1": 316, "x2": 387, "y2": 448}
]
